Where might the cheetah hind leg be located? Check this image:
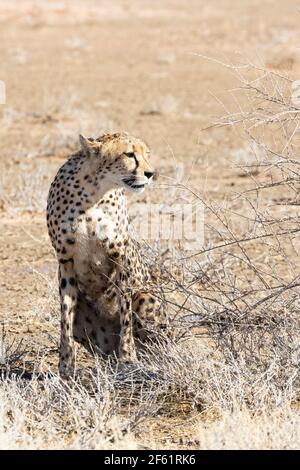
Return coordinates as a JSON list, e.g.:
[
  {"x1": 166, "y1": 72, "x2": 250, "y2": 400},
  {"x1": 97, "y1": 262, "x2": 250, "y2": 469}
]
[
  {"x1": 73, "y1": 293, "x2": 119, "y2": 358},
  {"x1": 132, "y1": 292, "x2": 167, "y2": 344}
]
